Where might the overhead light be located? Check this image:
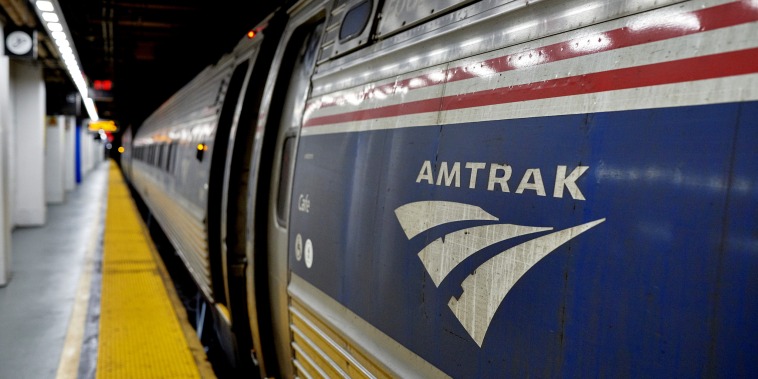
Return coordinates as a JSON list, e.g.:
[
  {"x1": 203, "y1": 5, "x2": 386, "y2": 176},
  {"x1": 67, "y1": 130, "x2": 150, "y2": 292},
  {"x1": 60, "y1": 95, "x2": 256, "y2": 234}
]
[
  {"x1": 47, "y1": 22, "x2": 62, "y2": 32},
  {"x1": 41, "y1": 12, "x2": 59, "y2": 22},
  {"x1": 36, "y1": 1, "x2": 54, "y2": 12},
  {"x1": 32, "y1": 0, "x2": 99, "y2": 121},
  {"x1": 83, "y1": 99, "x2": 99, "y2": 122}
]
